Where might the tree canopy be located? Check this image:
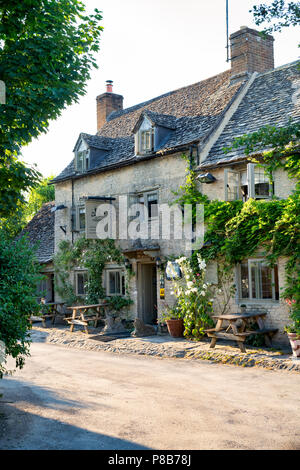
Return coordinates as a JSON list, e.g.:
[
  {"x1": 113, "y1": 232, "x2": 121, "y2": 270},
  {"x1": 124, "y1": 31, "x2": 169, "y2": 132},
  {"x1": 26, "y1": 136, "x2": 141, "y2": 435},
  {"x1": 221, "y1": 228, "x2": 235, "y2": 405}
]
[
  {"x1": 0, "y1": 0, "x2": 103, "y2": 218},
  {"x1": 251, "y1": 1, "x2": 300, "y2": 36},
  {"x1": 0, "y1": 230, "x2": 42, "y2": 378}
]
